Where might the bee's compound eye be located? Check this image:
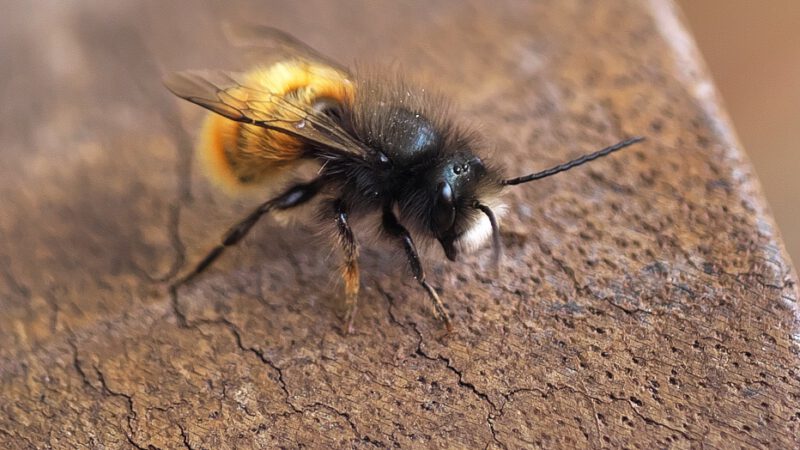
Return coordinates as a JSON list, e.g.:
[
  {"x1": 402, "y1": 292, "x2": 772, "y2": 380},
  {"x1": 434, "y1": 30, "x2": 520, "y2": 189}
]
[{"x1": 432, "y1": 182, "x2": 456, "y2": 233}]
